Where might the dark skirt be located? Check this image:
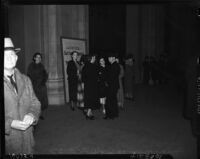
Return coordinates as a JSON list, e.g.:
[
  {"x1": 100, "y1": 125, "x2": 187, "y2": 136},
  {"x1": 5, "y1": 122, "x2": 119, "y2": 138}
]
[
  {"x1": 84, "y1": 83, "x2": 100, "y2": 110},
  {"x1": 68, "y1": 78, "x2": 78, "y2": 102},
  {"x1": 98, "y1": 82, "x2": 107, "y2": 98}
]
